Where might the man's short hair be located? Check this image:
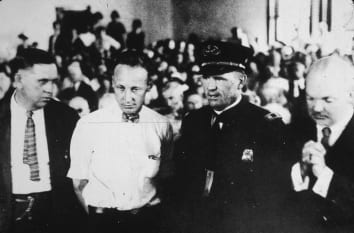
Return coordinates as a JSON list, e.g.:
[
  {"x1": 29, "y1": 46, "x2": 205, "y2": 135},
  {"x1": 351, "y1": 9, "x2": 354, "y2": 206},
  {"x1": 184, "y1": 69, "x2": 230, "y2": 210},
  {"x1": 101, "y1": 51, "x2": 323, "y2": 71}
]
[
  {"x1": 10, "y1": 48, "x2": 55, "y2": 74},
  {"x1": 115, "y1": 49, "x2": 148, "y2": 70}
]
